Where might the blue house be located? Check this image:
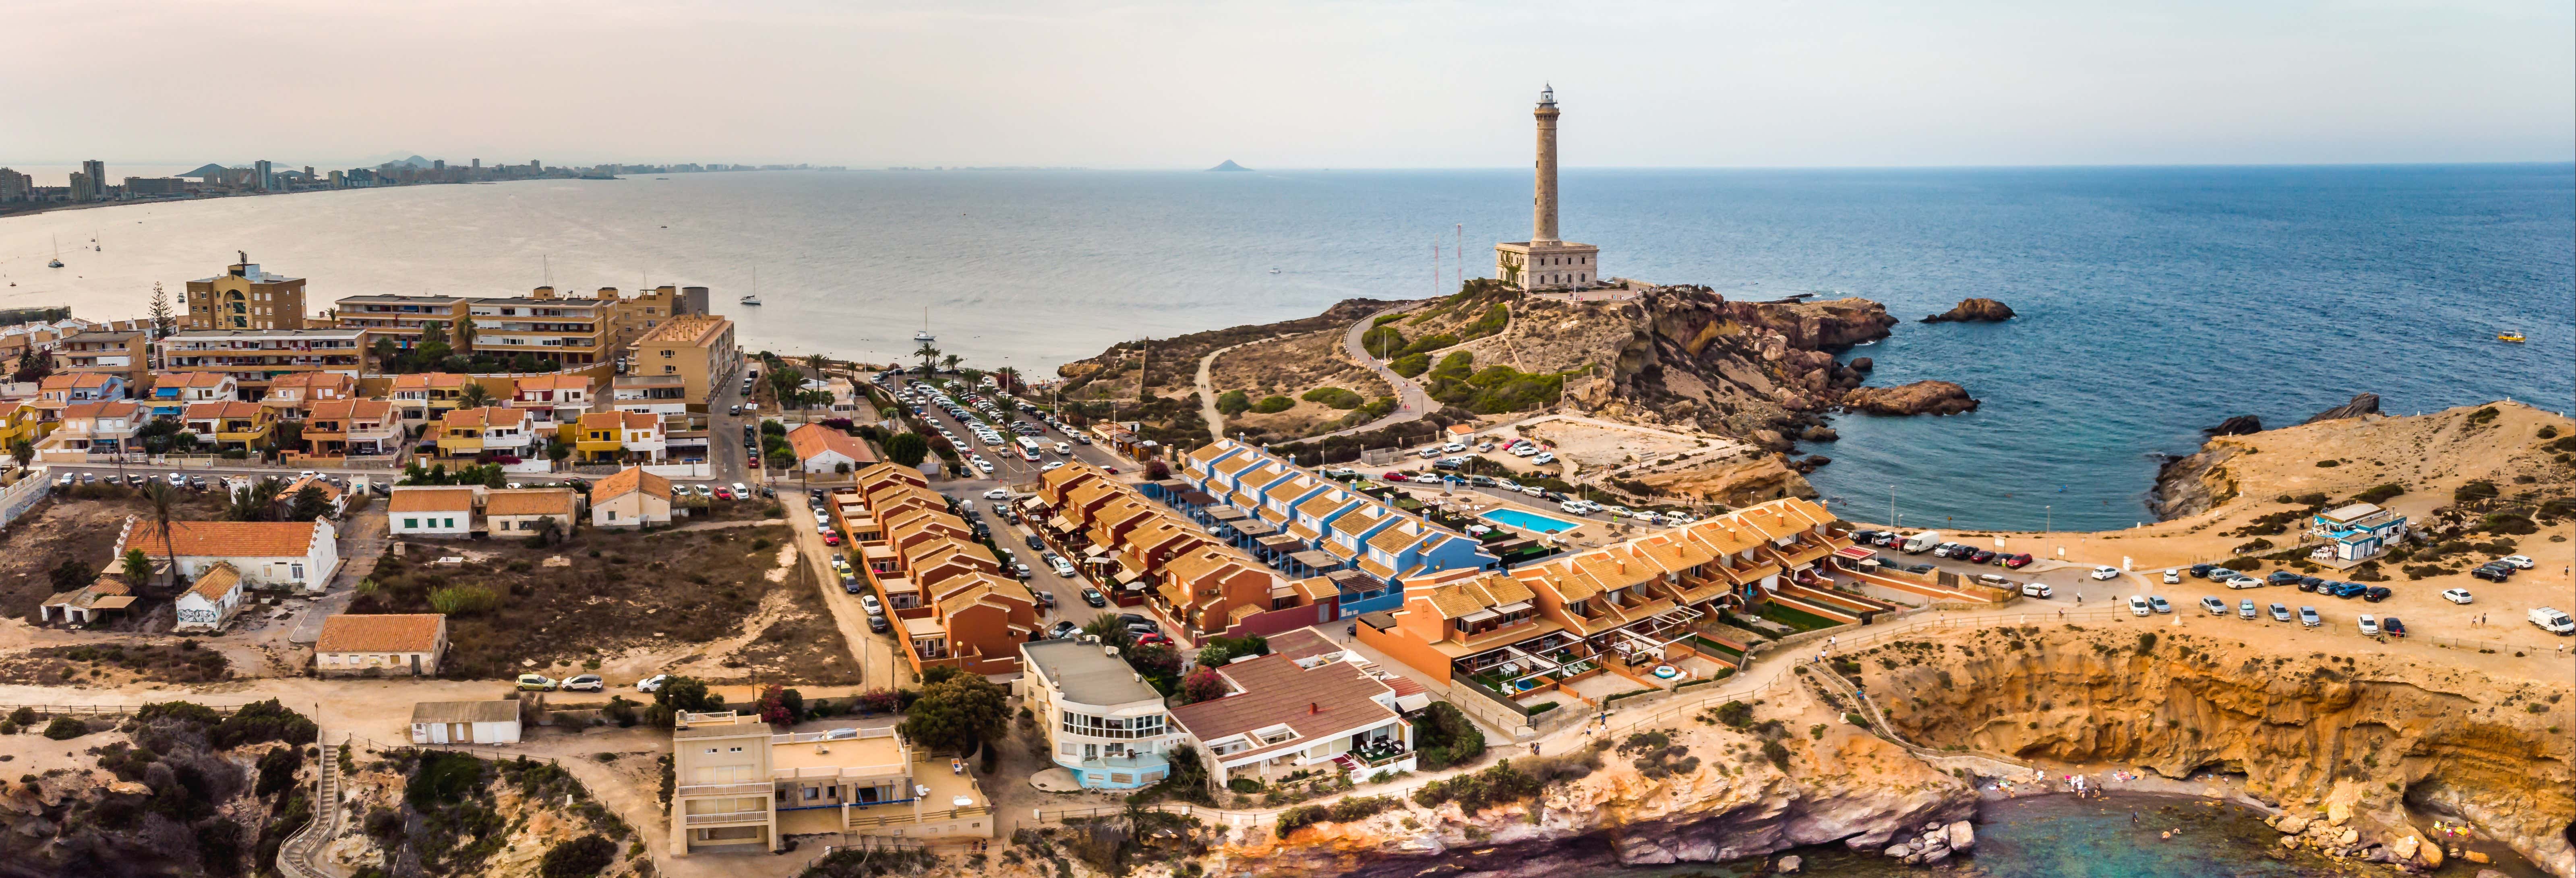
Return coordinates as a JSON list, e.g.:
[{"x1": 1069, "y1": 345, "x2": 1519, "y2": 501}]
[{"x1": 2312, "y1": 502, "x2": 2408, "y2": 562}]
